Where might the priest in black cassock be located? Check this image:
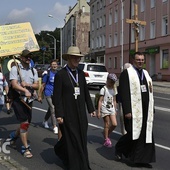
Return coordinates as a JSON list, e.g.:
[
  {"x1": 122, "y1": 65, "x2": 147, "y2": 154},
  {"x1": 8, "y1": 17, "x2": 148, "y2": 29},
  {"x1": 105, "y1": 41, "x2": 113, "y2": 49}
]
[
  {"x1": 53, "y1": 46, "x2": 96, "y2": 170},
  {"x1": 115, "y1": 52, "x2": 156, "y2": 168}
]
